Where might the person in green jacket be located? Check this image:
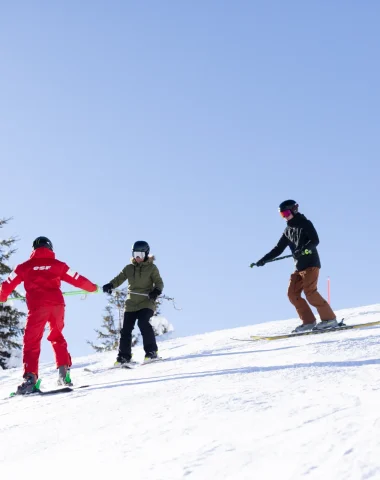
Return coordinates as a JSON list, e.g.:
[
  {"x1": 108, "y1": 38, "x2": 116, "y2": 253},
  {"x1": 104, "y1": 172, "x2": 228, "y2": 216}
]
[{"x1": 102, "y1": 240, "x2": 164, "y2": 366}]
